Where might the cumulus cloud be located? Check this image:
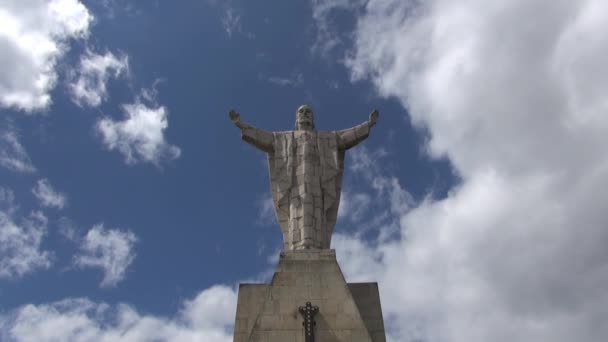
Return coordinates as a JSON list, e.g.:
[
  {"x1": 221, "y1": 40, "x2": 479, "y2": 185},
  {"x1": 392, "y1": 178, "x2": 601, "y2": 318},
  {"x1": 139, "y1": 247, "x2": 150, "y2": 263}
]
[
  {"x1": 0, "y1": 189, "x2": 52, "y2": 279},
  {"x1": 97, "y1": 100, "x2": 181, "y2": 165},
  {"x1": 32, "y1": 179, "x2": 67, "y2": 209},
  {"x1": 68, "y1": 49, "x2": 129, "y2": 107},
  {"x1": 0, "y1": 127, "x2": 36, "y2": 173},
  {"x1": 0, "y1": 0, "x2": 92, "y2": 112},
  {"x1": 316, "y1": 0, "x2": 608, "y2": 341},
  {"x1": 0, "y1": 285, "x2": 236, "y2": 342},
  {"x1": 74, "y1": 224, "x2": 137, "y2": 288}
]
